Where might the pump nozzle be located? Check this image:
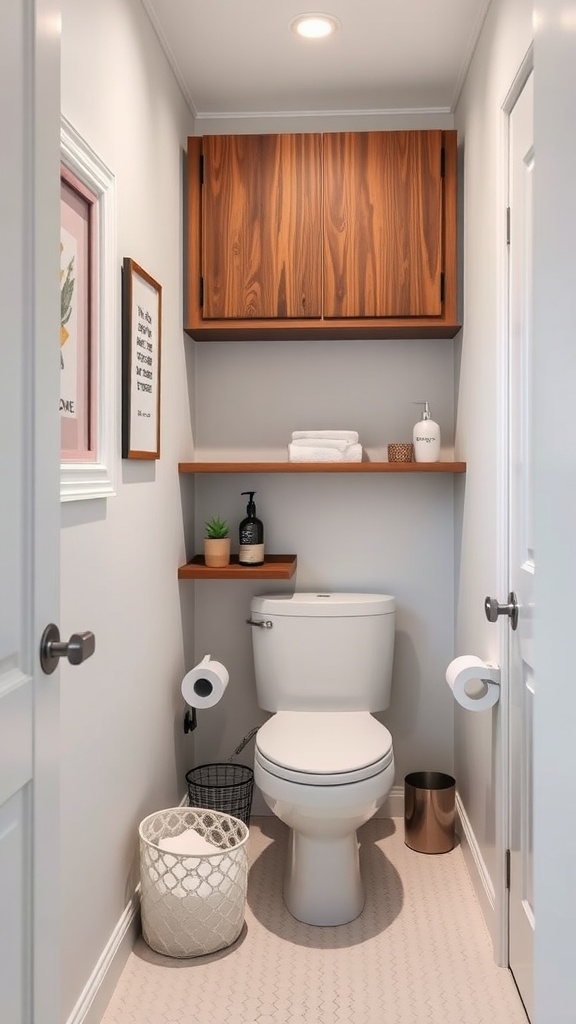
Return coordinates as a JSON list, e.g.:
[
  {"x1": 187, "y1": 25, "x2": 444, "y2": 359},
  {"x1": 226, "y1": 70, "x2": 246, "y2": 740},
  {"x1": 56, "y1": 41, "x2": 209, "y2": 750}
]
[
  {"x1": 241, "y1": 491, "x2": 256, "y2": 515},
  {"x1": 413, "y1": 401, "x2": 431, "y2": 420}
]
